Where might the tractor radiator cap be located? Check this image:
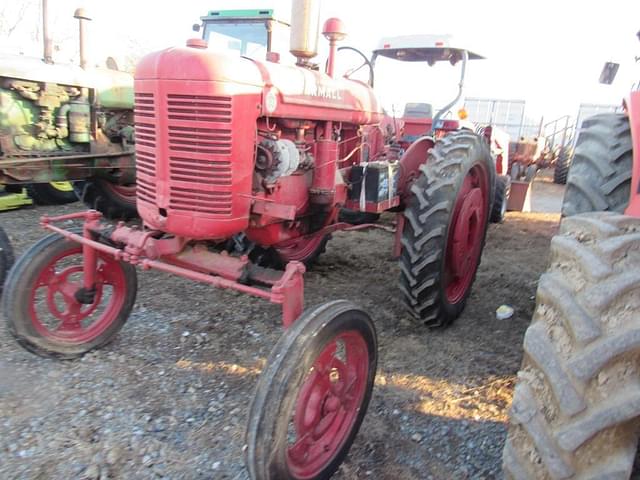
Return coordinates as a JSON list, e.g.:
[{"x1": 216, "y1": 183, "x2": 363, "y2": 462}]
[{"x1": 186, "y1": 38, "x2": 208, "y2": 49}]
